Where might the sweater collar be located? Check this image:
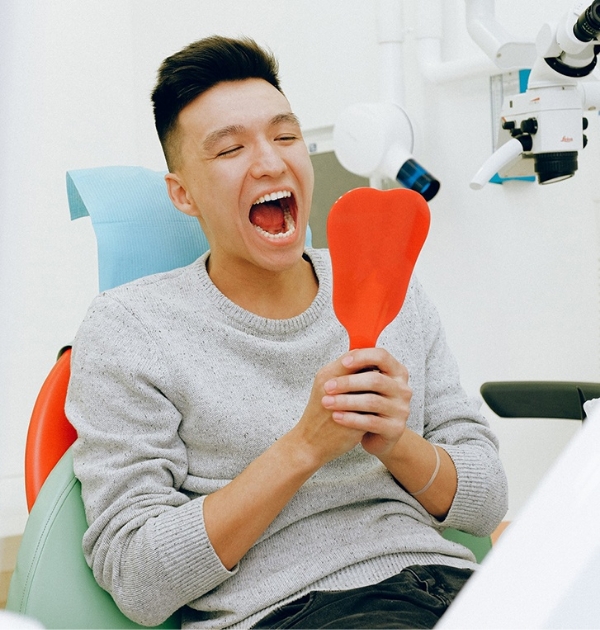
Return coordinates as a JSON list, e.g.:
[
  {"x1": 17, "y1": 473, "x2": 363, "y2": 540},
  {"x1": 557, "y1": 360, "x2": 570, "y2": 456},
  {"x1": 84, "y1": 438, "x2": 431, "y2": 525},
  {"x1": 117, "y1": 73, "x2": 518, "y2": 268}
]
[{"x1": 193, "y1": 248, "x2": 333, "y2": 337}]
